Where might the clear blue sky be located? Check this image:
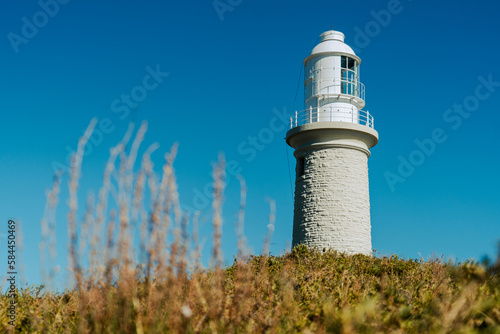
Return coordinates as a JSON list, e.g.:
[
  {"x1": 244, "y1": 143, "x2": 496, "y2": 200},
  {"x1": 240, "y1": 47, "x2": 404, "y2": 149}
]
[{"x1": 1, "y1": 0, "x2": 500, "y2": 289}]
